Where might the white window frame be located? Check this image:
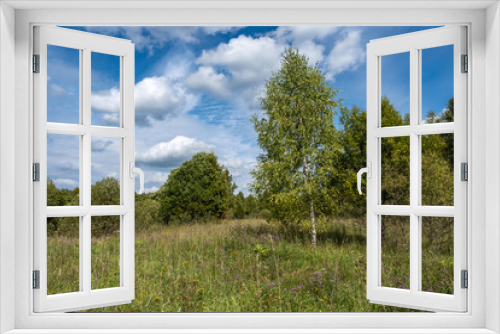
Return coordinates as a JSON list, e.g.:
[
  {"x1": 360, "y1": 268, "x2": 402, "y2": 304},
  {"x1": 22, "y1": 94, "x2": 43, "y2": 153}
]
[
  {"x1": 33, "y1": 26, "x2": 136, "y2": 313},
  {"x1": 1, "y1": 1, "x2": 499, "y2": 333},
  {"x1": 366, "y1": 26, "x2": 467, "y2": 312}
]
